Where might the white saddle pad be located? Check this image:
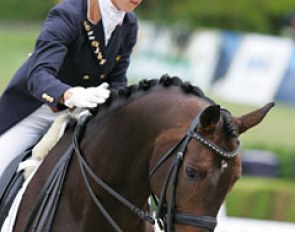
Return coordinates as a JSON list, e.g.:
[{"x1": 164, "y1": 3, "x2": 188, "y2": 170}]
[{"x1": 0, "y1": 111, "x2": 75, "y2": 232}]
